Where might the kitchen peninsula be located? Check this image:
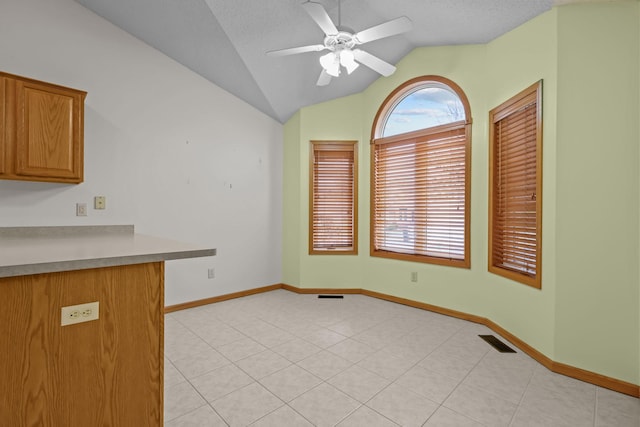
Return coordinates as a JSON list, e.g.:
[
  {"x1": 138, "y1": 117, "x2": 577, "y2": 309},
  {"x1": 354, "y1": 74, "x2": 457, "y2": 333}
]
[{"x1": 0, "y1": 225, "x2": 215, "y2": 426}]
